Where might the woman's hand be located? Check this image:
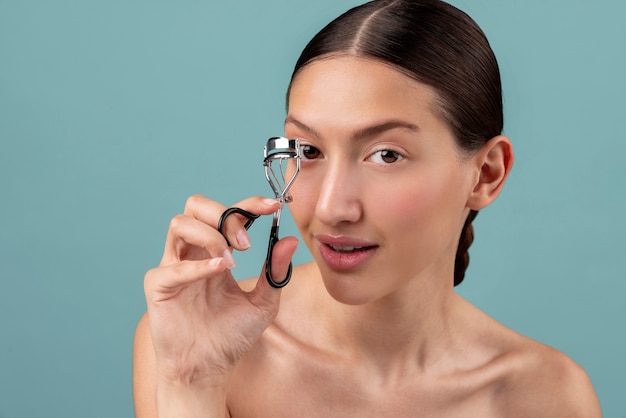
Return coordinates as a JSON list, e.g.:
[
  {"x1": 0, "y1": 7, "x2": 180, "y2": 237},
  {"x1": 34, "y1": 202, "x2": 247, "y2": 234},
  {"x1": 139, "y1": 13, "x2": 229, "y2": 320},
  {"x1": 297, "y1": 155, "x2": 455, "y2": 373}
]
[{"x1": 143, "y1": 194, "x2": 298, "y2": 389}]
